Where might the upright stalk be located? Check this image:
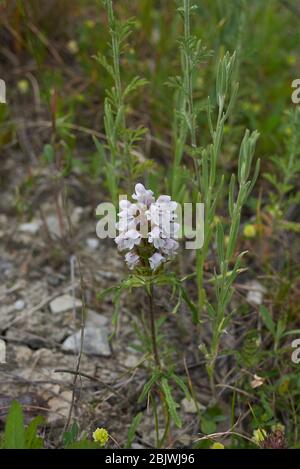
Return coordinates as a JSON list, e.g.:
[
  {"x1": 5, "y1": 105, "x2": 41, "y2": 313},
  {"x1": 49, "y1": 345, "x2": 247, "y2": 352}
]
[{"x1": 148, "y1": 281, "x2": 161, "y2": 369}]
